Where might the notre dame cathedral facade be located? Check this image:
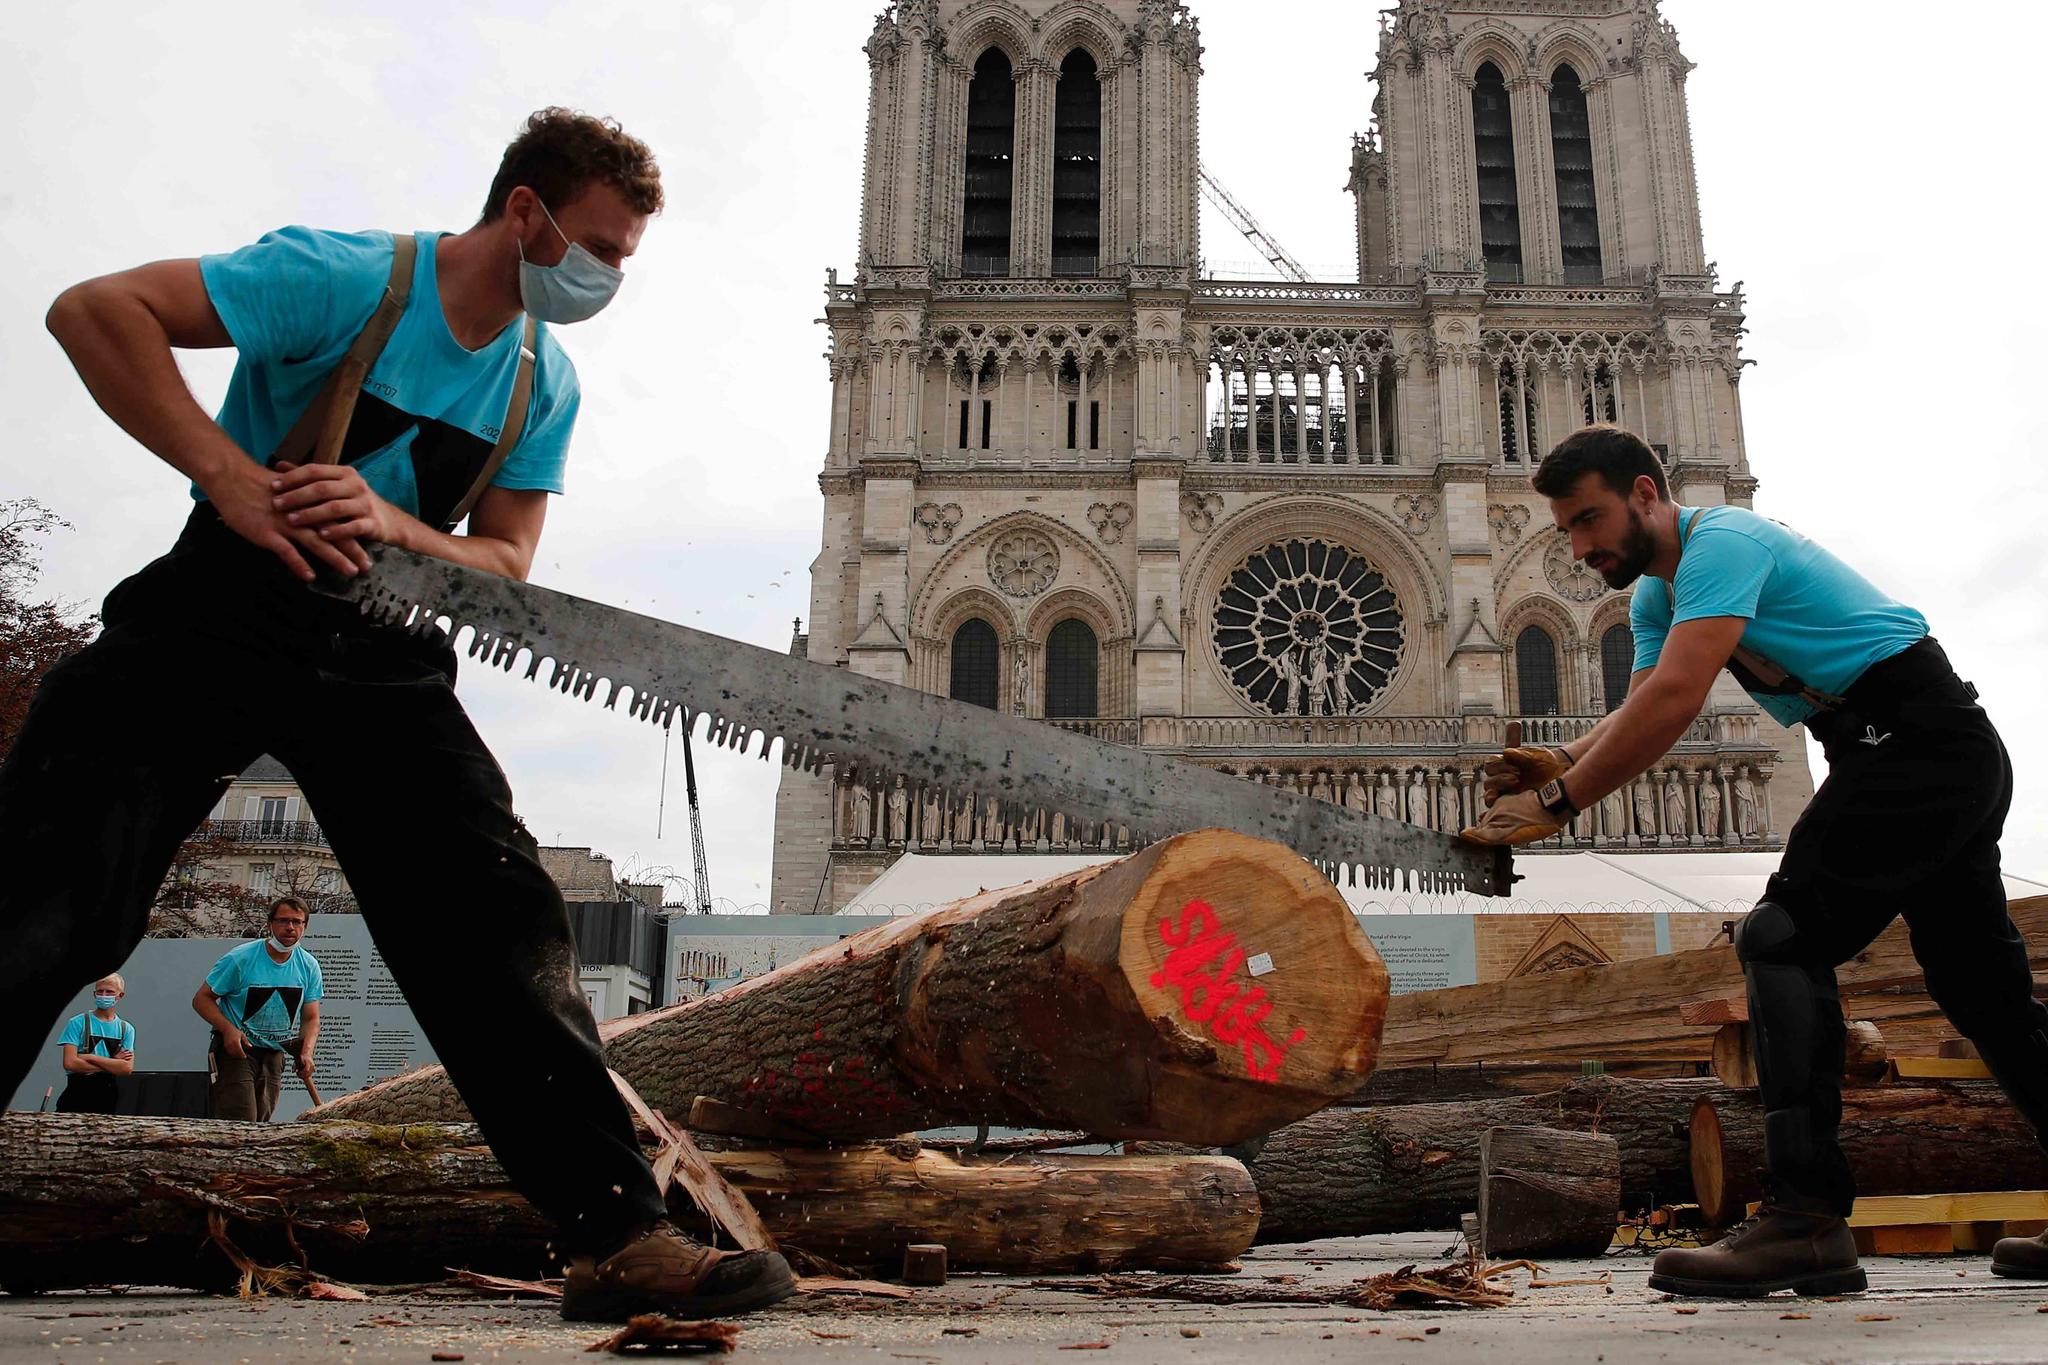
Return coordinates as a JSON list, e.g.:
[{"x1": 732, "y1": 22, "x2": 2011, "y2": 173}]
[{"x1": 770, "y1": 0, "x2": 1811, "y2": 913}]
